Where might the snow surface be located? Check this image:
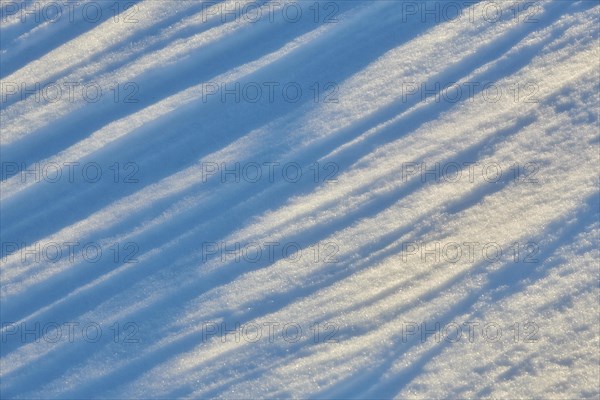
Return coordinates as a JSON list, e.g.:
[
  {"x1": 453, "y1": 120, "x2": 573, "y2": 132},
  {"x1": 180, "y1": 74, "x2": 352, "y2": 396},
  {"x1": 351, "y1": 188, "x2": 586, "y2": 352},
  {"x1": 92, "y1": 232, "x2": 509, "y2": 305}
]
[{"x1": 1, "y1": 0, "x2": 599, "y2": 398}]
